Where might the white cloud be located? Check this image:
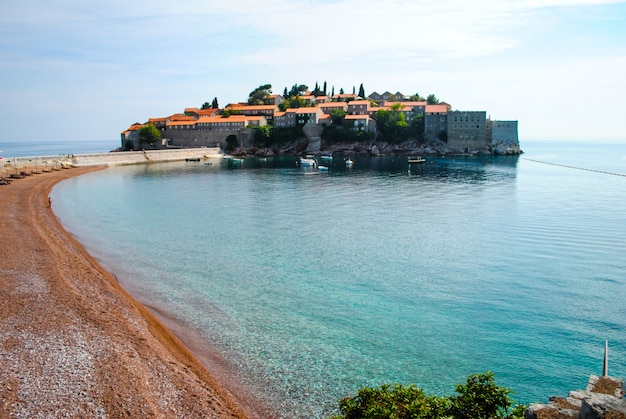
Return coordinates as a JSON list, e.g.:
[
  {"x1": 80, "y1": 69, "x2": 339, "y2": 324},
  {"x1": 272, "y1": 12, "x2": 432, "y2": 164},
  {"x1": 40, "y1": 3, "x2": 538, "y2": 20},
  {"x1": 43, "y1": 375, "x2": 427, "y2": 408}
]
[{"x1": 1, "y1": 0, "x2": 625, "y2": 140}]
